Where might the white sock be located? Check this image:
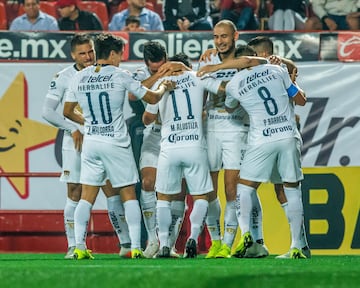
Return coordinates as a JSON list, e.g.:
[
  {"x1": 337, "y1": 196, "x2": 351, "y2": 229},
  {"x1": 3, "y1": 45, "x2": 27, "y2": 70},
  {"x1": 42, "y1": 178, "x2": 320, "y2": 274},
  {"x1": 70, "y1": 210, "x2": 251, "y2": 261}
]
[
  {"x1": 236, "y1": 184, "x2": 255, "y2": 236},
  {"x1": 206, "y1": 198, "x2": 221, "y2": 241},
  {"x1": 74, "y1": 199, "x2": 92, "y2": 250},
  {"x1": 64, "y1": 197, "x2": 78, "y2": 248},
  {"x1": 107, "y1": 195, "x2": 131, "y2": 246},
  {"x1": 283, "y1": 186, "x2": 304, "y2": 249},
  {"x1": 169, "y1": 200, "x2": 185, "y2": 248},
  {"x1": 123, "y1": 199, "x2": 142, "y2": 249},
  {"x1": 156, "y1": 200, "x2": 172, "y2": 249},
  {"x1": 223, "y1": 201, "x2": 237, "y2": 248},
  {"x1": 140, "y1": 190, "x2": 158, "y2": 242},
  {"x1": 250, "y1": 191, "x2": 263, "y2": 242},
  {"x1": 189, "y1": 199, "x2": 208, "y2": 242}
]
